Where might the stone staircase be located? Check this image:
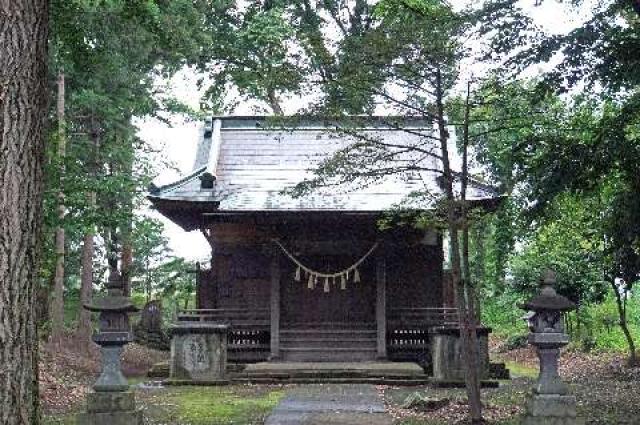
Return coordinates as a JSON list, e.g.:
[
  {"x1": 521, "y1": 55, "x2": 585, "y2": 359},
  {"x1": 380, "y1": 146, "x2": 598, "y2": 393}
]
[
  {"x1": 232, "y1": 361, "x2": 430, "y2": 385},
  {"x1": 279, "y1": 322, "x2": 377, "y2": 362}
]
